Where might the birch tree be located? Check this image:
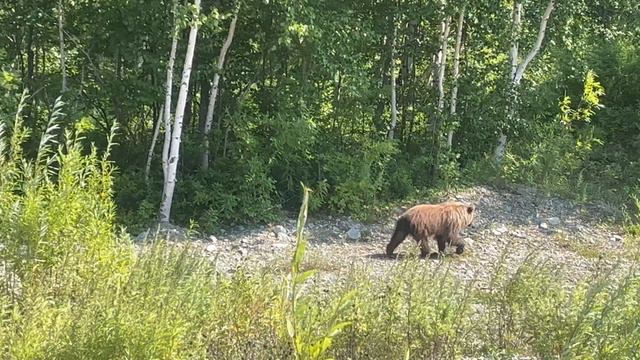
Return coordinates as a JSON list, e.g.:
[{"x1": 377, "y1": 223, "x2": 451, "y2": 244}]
[
  {"x1": 387, "y1": 23, "x2": 398, "y2": 140},
  {"x1": 144, "y1": 108, "x2": 163, "y2": 184},
  {"x1": 57, "y1": 0, "x2": 67, "y2": 92},
  {"x1": 493, "y1": 0, "x2": 555, "y2": 165},
  {"x1": 159, "y1": 0, "x2": 201, "y2": 223},
  {"x1": 428, "y1": 15, "x2": 452, "y2": 180},
  {"x1": 447, "y1": 8, "x2": 464, "y2": 149},
  {"x1": 161, "y1": 0, "x2": 179, "y2": 199},
  {"x1": 200, "y1": 9, "x2": 239, "y2": 171}
]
